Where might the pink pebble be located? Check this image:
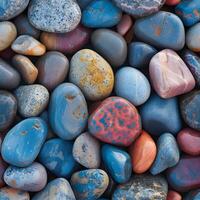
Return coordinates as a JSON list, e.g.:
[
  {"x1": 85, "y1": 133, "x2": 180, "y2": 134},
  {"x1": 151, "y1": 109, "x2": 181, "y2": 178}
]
[{"x1": 117, "y1": 15, "x2": 133, "y2": 36}]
